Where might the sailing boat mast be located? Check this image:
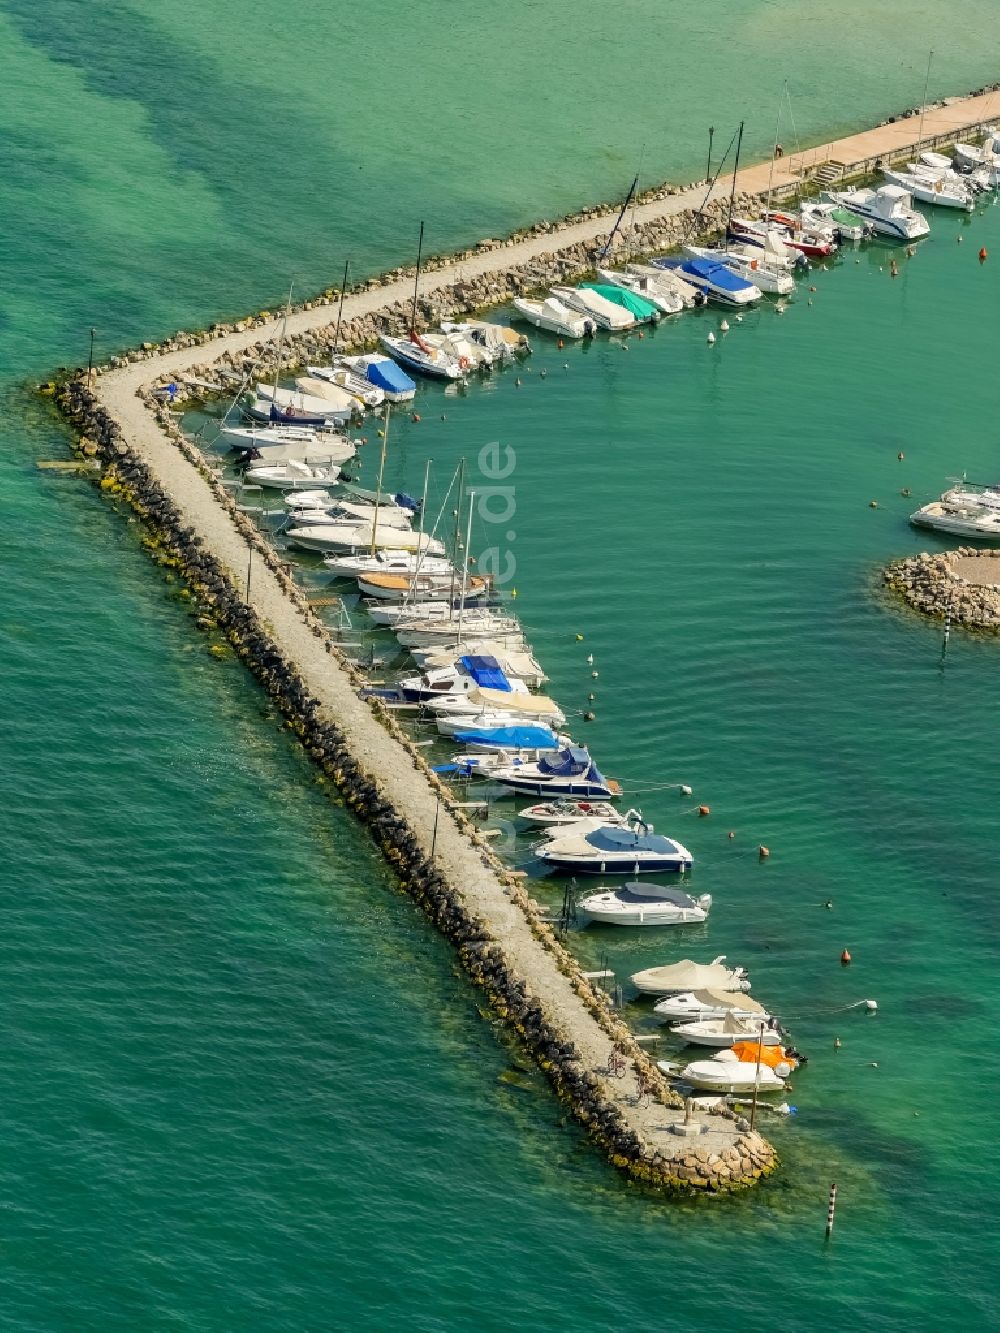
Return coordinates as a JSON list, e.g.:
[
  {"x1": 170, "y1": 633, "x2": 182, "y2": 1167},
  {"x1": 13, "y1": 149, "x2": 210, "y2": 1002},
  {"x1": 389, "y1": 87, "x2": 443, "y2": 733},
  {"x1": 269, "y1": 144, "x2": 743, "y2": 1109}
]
[
  {"x1": 455, "y1": 490, "x2": 474, "y2": 653},
  {"x1": 726, "y1": 120, "x2": 745, "y2": 240},
  {"x1": 915, "y1": 50, "x2": 934, "y2": 150},
  {"x1": 448, "y1": 457, "x2": 466, "y2": 608},
  {"x1": 598, "y1": 174, "x2": 640, "y2": 263},
  {"x1": 272, "y1": 282, "x2": 294, "y2": 401},
  {"x1": 369, "y1": 403, "x2": 390, "y2": 556},
  {"x1": 332, "y1": 260, "x2": 349, "y2": 358},
  {"x1": 409, "y1": 221, "x2": 425, "y2": 336},
  {"x1": 764, "y1": 85, "x2": 784, "y2": 219}
]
